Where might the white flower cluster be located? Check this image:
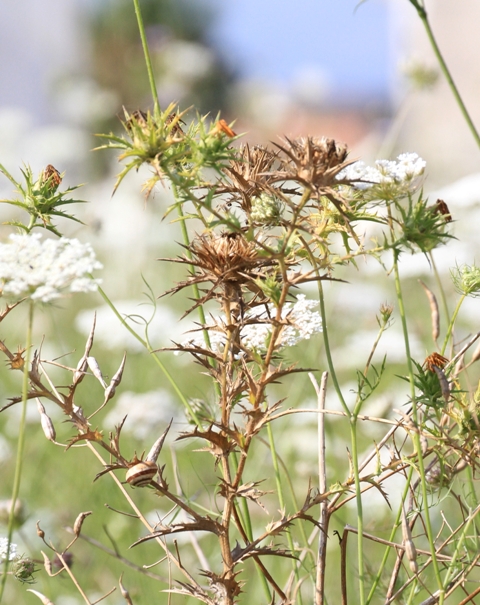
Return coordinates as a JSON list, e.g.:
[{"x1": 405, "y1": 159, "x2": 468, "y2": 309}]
[
  {"x1": 183, "y1": 294, "x2": 322, "y2": 353},
  {"x1": 0, "y1": 537, "x2": 17, "y2": 561},
  {"x1": 338, "y1": 153, "x2": 426, "y2": 200},
  {"x1": 0, "y1": 233, "x2": 102, "y2": 302}
]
